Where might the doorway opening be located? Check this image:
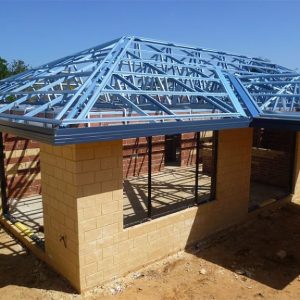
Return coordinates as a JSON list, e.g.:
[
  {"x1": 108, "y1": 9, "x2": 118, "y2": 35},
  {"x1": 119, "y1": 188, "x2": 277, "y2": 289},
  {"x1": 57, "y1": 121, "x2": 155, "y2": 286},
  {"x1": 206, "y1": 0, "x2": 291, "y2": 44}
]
[{"x1": 164, "y1": 134, "x2": 181, "y2": 166}]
